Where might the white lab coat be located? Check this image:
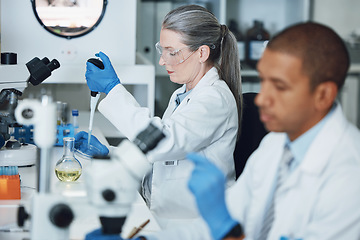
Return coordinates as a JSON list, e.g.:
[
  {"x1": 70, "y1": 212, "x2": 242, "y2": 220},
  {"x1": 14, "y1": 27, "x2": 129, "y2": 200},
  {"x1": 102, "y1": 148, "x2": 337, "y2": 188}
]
[
  {"x1": 98, "y1": 67, "x2": 238, "y2": 229},
  {"x1": 147, "y1": 103, "x2": 360, "y2": 240}
]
